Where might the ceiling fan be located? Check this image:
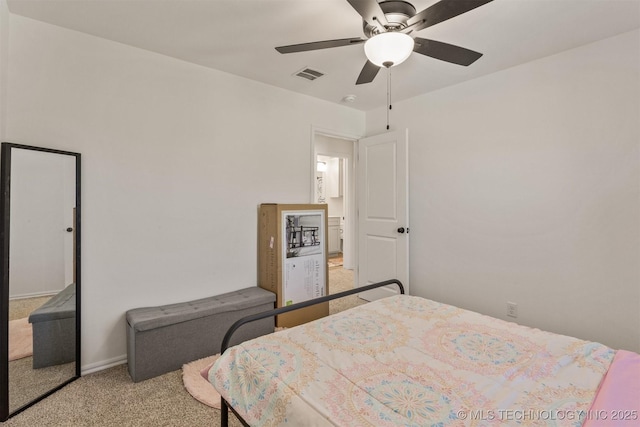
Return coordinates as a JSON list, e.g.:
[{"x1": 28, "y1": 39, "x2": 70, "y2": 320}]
[{"x1": 275, "y1": 0, "x2": 493, "y2": 85}]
